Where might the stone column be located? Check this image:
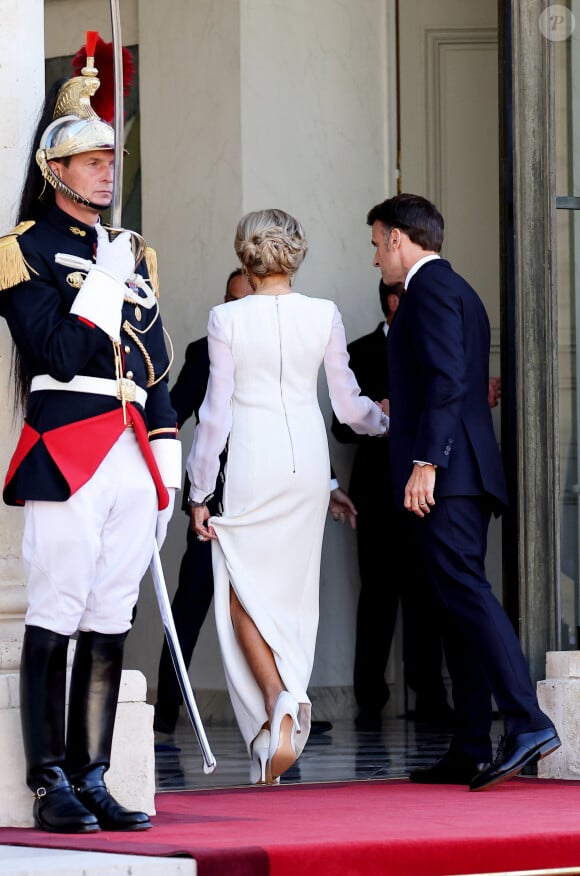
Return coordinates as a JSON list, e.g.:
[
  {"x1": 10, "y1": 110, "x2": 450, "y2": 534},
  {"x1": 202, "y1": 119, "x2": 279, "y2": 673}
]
[
  {"x1": 499, "y1": 0, "x2": 559, "y2": 682},
  {"x1": 0, "y1": 0, "x2": 43, "y2": 666},
  {"x1": 0, "y1": 0, "x2": 42, "y2": 828},
  {"x1": 538, "y1": 652, "x2": 580, "y2": 779}
]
